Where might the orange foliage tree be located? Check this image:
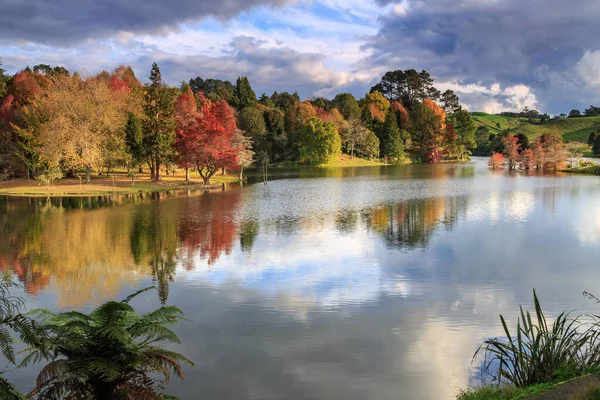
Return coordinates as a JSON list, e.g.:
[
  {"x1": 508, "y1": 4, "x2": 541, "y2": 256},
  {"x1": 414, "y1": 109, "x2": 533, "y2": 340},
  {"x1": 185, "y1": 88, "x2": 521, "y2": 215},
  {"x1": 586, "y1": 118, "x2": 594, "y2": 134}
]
[
  {"x1": 502, "y1": 135, "x2": 520, "y2": 169},
  {"x1": 488, "y1": 152, "x2": 505, "y2": 169}
]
